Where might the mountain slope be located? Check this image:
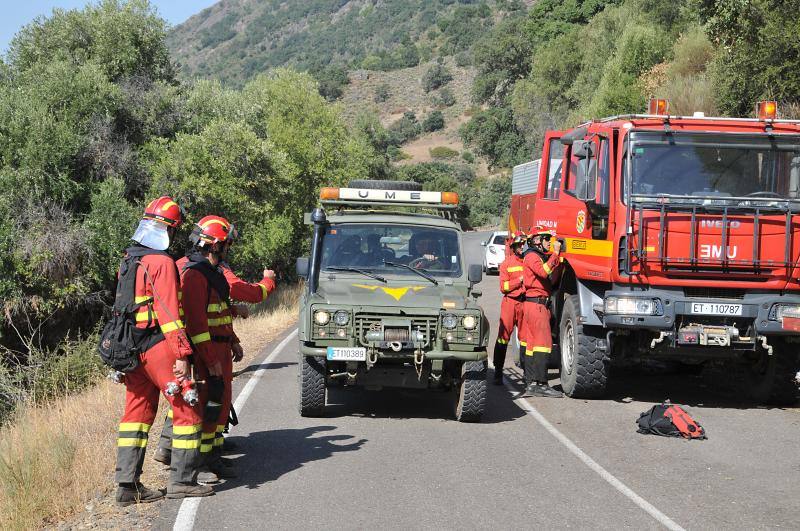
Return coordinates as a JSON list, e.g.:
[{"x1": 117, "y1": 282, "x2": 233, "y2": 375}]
[{"x1": 167, "y1": 0, "x2": 501, "y2": 85}]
